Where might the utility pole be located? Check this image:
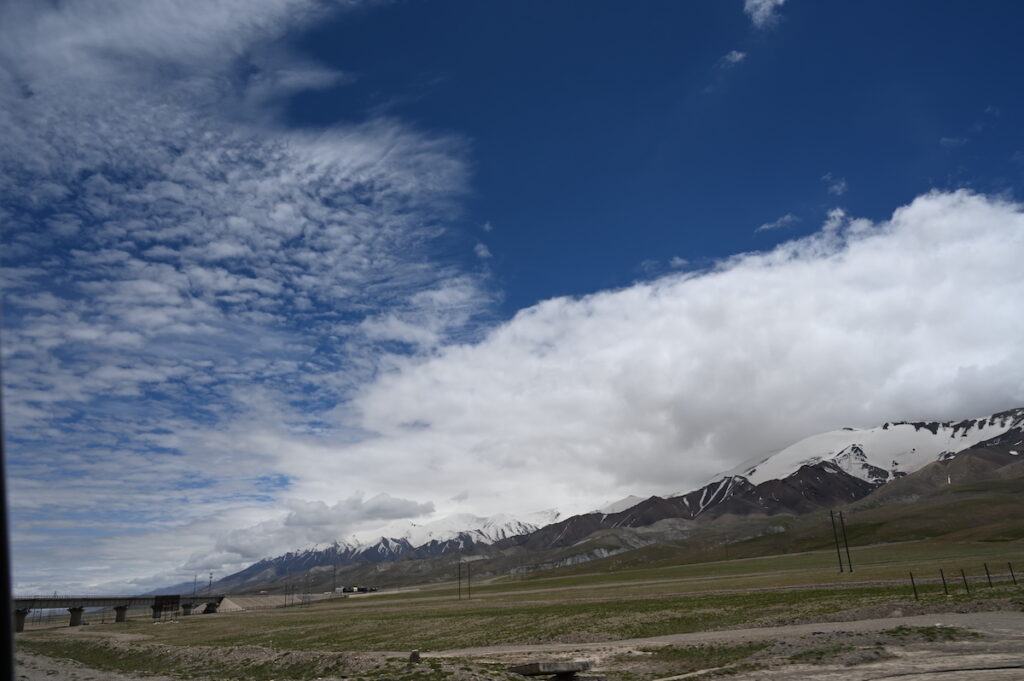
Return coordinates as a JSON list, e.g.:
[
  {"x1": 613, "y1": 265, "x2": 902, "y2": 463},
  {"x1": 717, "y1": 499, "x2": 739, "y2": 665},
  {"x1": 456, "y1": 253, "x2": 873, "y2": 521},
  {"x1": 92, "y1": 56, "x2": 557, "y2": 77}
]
[
  {"x1": 467, "y1": 561, "x2": 471, "y2": 600},
  {"x1": 208, "y1": 571, "x2": 213, "y2": 595},
  {"x1": 838, "y1": 511, "x2": 853, "y2": 572},
  {"x1": 457, "y1": 562, "x2": 462, "y2": 600},
  {"x1": 829, "y1": 510, "x2": 845, "y2": 572},
  {"x1": 192, "y1": 574, "x2": 198, "y2": 598}
]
